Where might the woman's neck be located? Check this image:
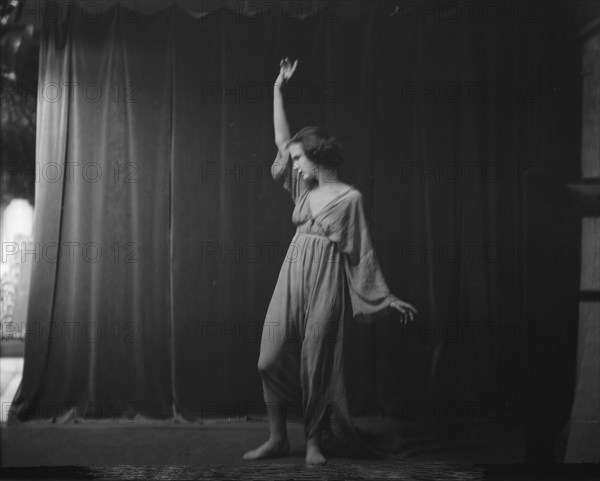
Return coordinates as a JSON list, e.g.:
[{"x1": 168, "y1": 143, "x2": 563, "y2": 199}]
[{"x1": 315, "y1": 168, "x2": 340, "y2": 188}]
